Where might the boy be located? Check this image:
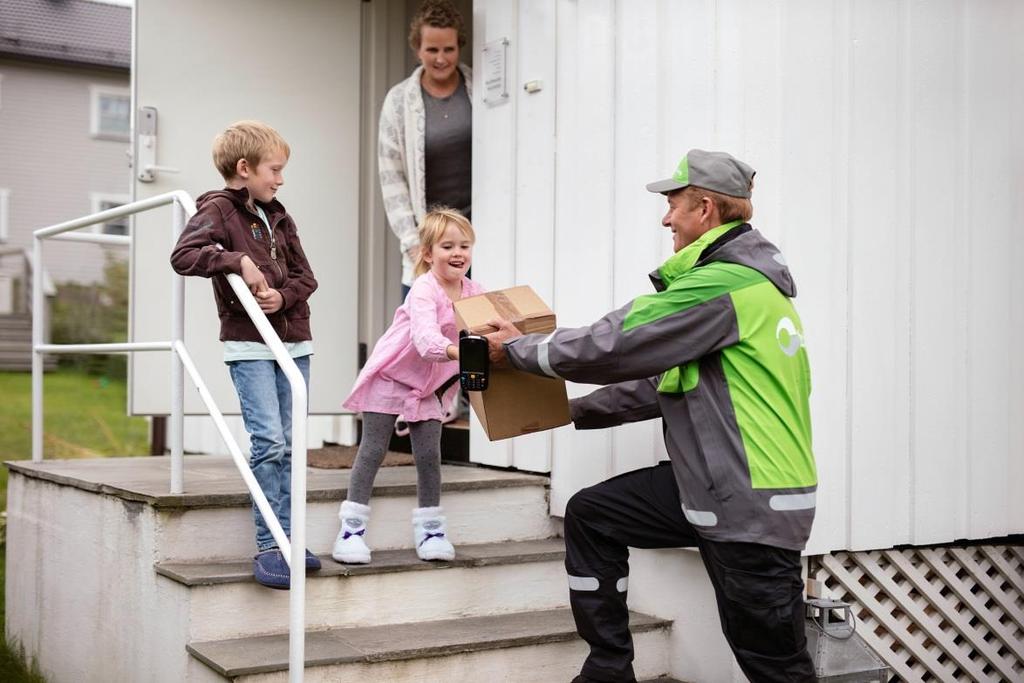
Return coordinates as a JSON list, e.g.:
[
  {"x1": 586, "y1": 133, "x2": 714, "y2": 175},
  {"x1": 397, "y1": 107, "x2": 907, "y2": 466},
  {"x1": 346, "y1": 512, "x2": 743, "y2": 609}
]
[{"x1": 170, "y1": 120, "x2": 320, "y2": 589}]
